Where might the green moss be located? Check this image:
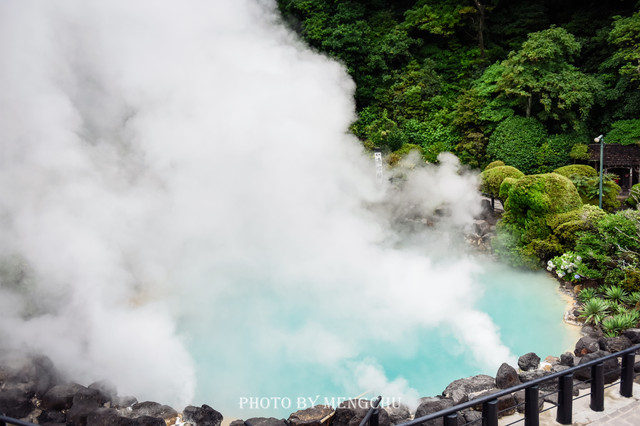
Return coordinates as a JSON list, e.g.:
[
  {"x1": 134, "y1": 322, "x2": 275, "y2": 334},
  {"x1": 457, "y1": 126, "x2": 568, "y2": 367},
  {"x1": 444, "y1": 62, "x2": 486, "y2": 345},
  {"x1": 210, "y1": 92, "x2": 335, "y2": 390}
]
[
  {"x1": 551, "y1": 207, "x2": 606, "y2": 251},
  {"x1": 498, "y1": 173, "x2": 583, "y2": 265},
  {"x1": 484, "y1": 160, "x2": 505, "y2": 170},
  {"x1": 547, "y1": 204, "x2": 607, "y2": 229},
  {"x1": 499, "y1": 177, "x2": 518, "y2": 201},
  {"x1": 554, "y1": 165, "x2": 621, "y2": 212},
  {"x1": 480, "y1": 166, "x2": 525, "y2": 198},
  {"x1": 505, "y1": 173, "x2": 582, "y2": 221},
  {"x1": 554, "y1": 164, "x2": 598, "y2": 178},
  {"x1": 522, "y1": 238, "x2": 564, "y2": 262}
]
